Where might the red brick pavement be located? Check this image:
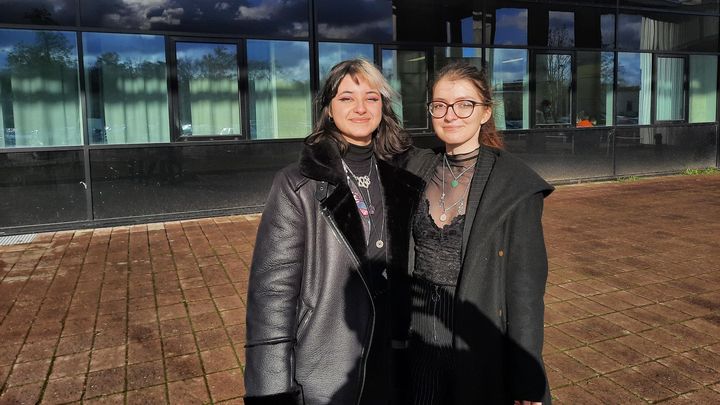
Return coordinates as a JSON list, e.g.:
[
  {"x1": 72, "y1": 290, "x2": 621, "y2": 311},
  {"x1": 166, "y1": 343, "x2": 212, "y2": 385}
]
[{"x1": 1, "y1": 174, "x2": 719, "y2": 404}]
